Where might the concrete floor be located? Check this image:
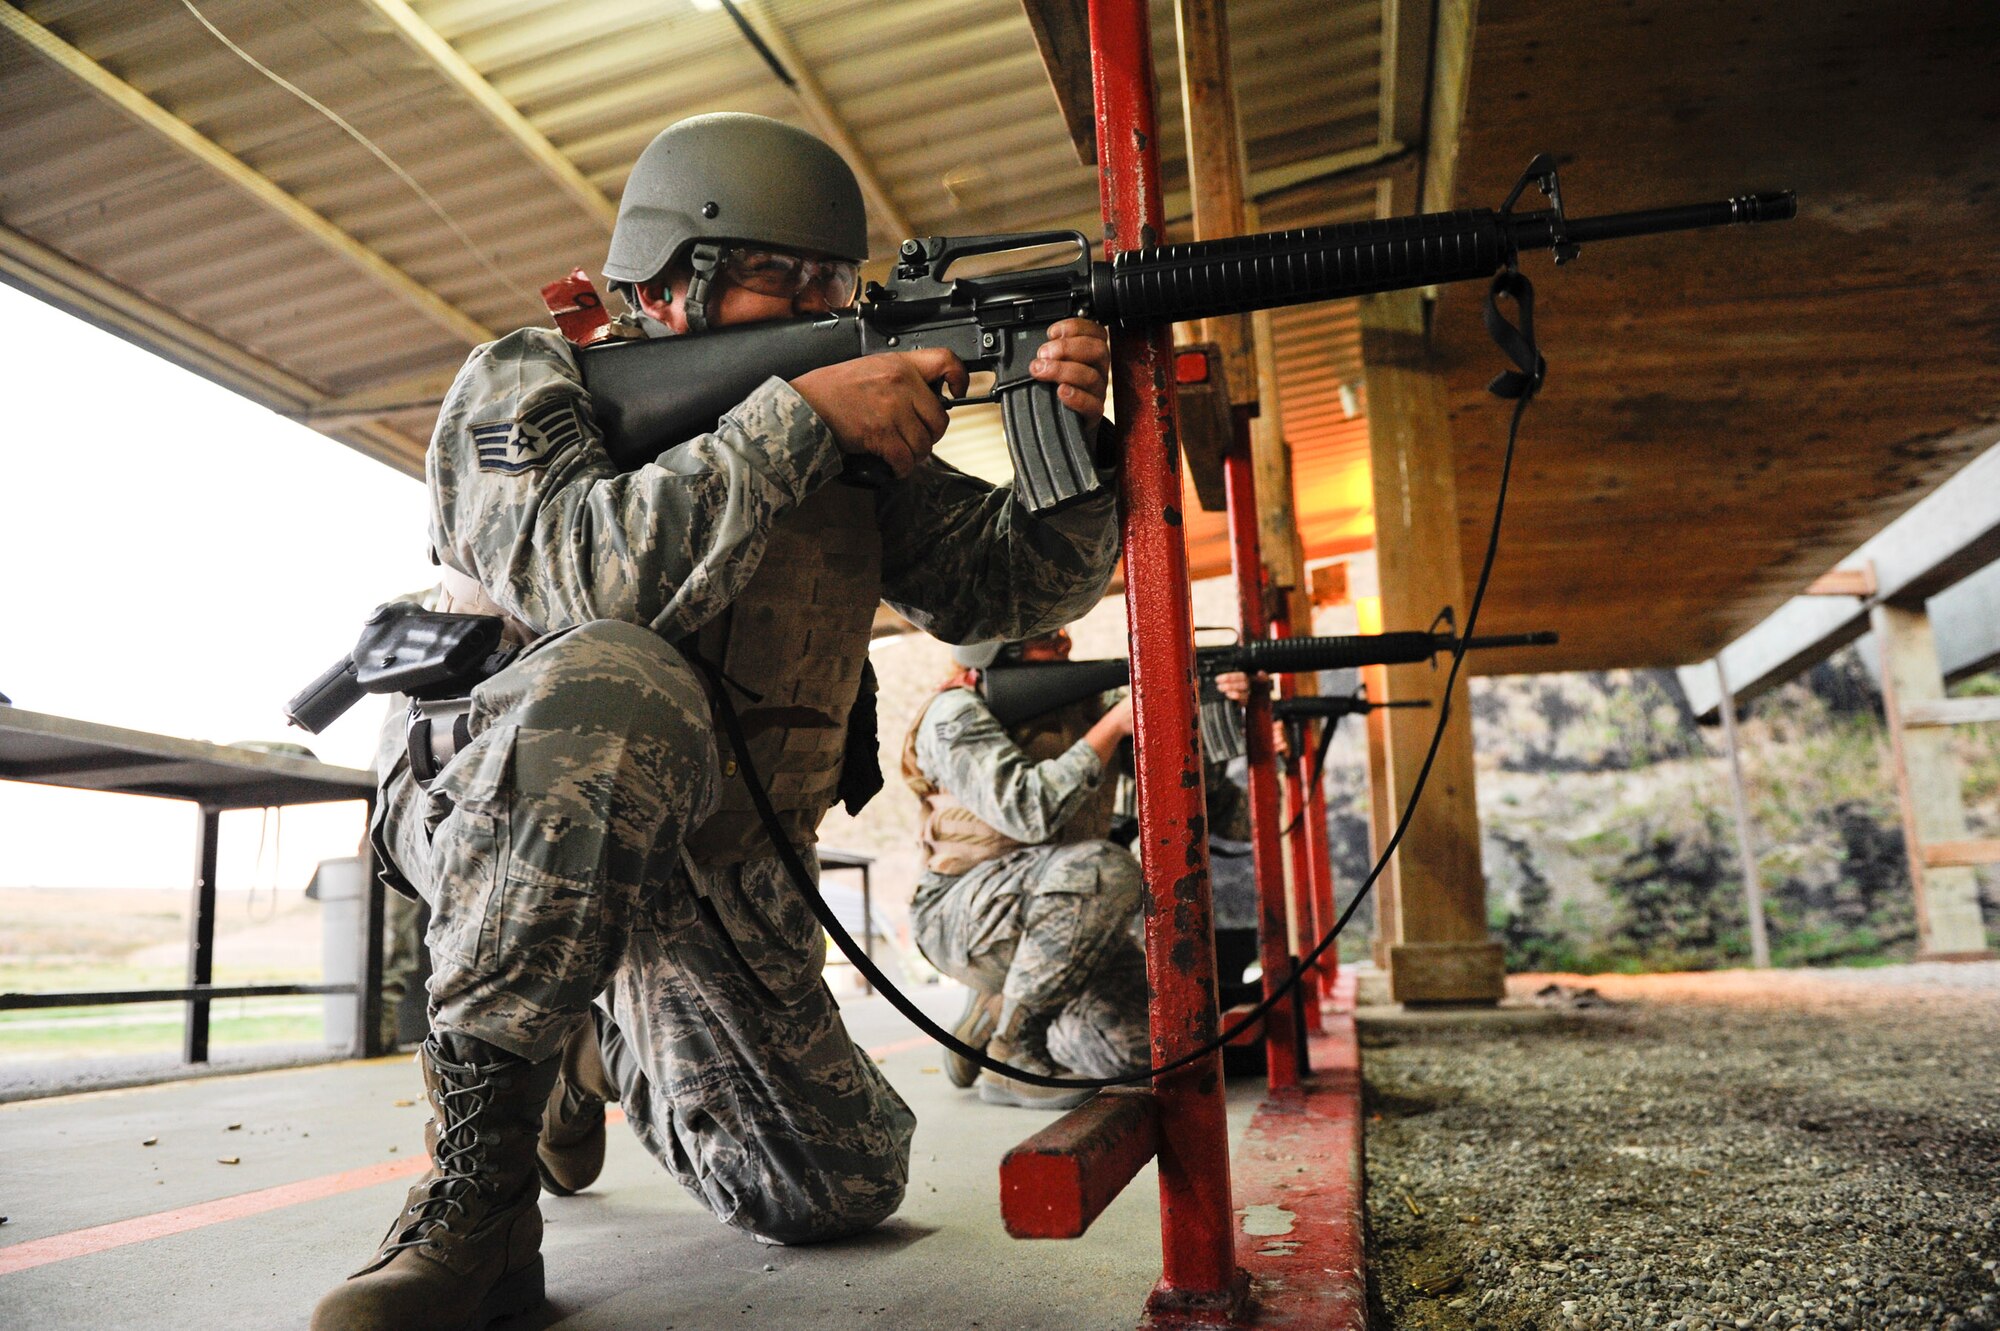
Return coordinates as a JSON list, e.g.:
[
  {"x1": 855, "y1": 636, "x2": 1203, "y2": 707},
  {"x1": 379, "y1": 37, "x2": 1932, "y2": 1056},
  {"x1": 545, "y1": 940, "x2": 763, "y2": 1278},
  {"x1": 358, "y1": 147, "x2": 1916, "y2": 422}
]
[{"x1": 0, "y1": 984, "x2": 1264, "y2": 1331}]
